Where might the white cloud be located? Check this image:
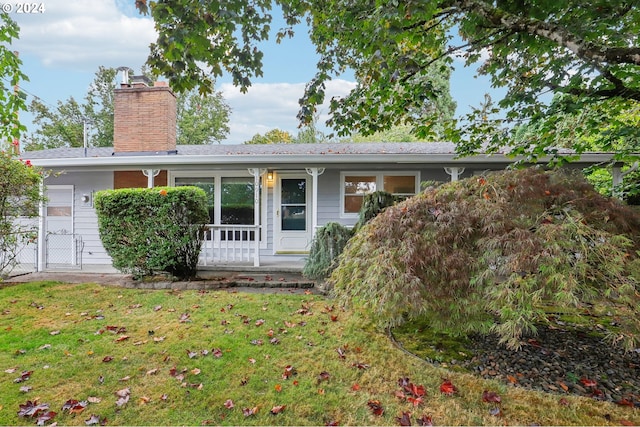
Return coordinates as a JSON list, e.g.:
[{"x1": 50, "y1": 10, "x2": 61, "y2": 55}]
[
  {"x1": 11, "y1": 0, "x2": 156, "y2": 72},
  {"x1": 221, "y1": 79, "x2": 356, "y2": 143}
]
